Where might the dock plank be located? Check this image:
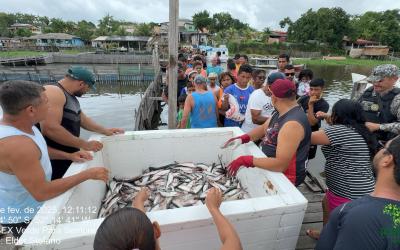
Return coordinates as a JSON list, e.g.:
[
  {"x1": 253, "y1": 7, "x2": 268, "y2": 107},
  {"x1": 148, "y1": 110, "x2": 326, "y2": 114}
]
[{"x1": 296, "y1": 183, "x2": 324, "y2": 250}]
